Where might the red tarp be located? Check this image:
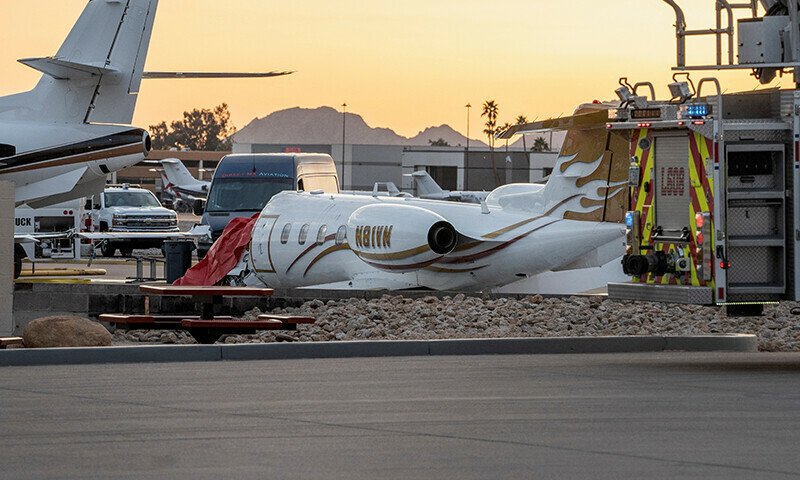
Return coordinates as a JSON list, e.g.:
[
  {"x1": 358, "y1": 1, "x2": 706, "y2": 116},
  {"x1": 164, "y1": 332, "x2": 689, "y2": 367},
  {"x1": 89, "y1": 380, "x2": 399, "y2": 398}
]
[{"x1": 174, "y1": 214, "x2": 258, "y2": 286}]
